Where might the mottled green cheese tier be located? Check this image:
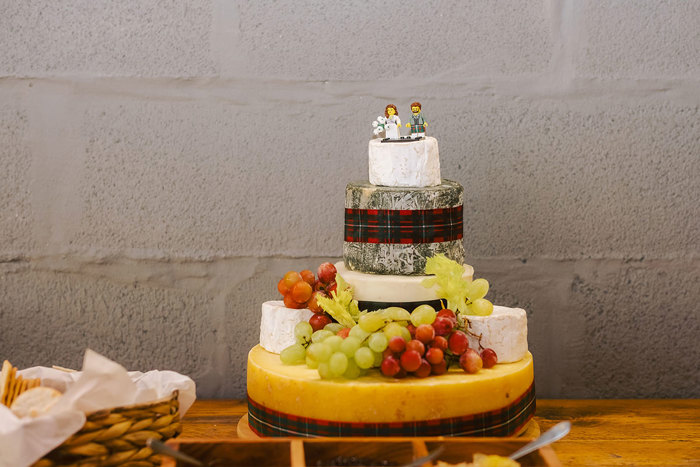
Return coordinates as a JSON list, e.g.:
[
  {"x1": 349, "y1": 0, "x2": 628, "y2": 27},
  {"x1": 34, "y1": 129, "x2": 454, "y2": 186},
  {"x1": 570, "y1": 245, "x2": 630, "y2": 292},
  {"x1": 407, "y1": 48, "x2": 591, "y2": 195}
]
[
  {"x1": 346, "y1": 179, "x2": 463, "y2": 210},
  {"x1": 344, "y1": 180, "x2": 464, "y2": 275}
]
